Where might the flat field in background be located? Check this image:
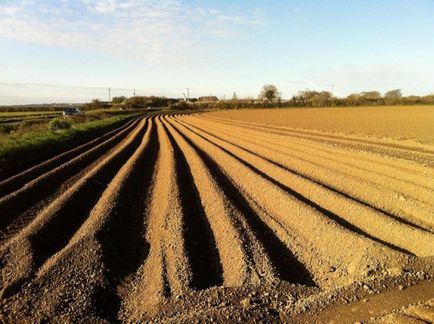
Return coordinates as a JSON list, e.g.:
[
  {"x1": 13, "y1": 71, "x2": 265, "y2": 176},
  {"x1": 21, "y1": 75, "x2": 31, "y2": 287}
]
[{"x1": 207, "y1": 105, "x2": 434, "y2": 144}]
